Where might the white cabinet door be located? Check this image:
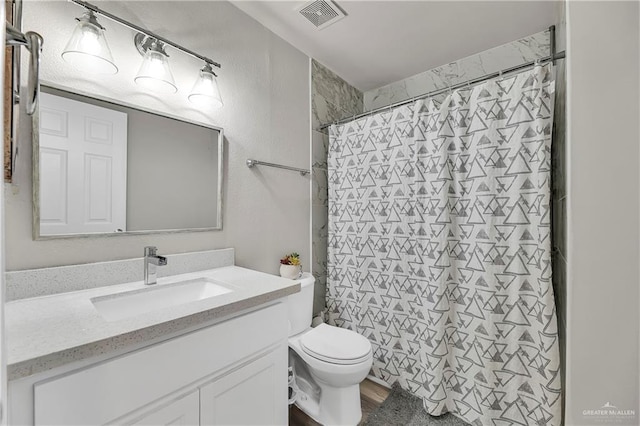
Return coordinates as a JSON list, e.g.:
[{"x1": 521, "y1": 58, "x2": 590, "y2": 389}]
[
  {"x1": 200, "y1": 347, "x2": 288, "y2": 426},
  {"x1": 39, "y1": 91, "x2": 127, "y2": 235},
  {"x1": 125, "y1": 391, "x2": 199, "y2": 426}
]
